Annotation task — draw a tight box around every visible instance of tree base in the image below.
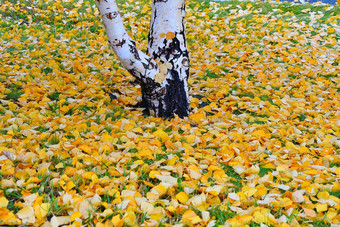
[141,78,189,118]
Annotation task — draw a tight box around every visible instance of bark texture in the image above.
[96,0,190,118]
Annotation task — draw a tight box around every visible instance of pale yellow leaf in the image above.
[50,216,70,227]
[0,197,8,208]
[154,73,166,84]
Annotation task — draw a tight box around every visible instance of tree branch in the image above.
[96,0,159,83]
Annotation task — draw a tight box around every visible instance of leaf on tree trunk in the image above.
[166,32,176,40]
[154,73,166,84]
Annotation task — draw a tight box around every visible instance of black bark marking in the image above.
[105,11,118,20]
[147,5,158,55]
[110,38,126,47]
[148,61,155,70]
[128,42,141,60]
[182,57,189,67]
[128,69,139,78]
[152,35,185,62]
[163,70,189,118]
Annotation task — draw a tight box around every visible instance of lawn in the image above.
[0,0,339,226]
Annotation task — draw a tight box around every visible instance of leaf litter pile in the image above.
[0,0,340,226]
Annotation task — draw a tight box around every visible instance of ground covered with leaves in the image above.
[0,0,339,226]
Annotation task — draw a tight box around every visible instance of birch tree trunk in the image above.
[96,0,190,118]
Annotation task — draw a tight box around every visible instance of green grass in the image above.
[35,126,49,133]
[6,84,24,101]
[200,70,222,81]
[209,204,237,225]
[3,189,22,213]
[259,165,274,177]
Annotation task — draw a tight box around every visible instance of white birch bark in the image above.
[96,0,190,118]
[147,0,190,118]
[95,0,159,83]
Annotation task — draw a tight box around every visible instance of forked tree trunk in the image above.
[96,0,190,118]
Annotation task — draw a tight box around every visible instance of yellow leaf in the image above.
[79,144,91,154]
[262,163,275,169]
[123,209,136,226]
[96,223,105,227]
[35,203,50,220]
[299,146,309,153]
[242,186,257,197]
[153,184,167,196]
[175,192,189,204]
[71,211,82,222]
[317,191,330,200]
[326,209,337,221]
[111,214,122,226]
[139,149,153,159]
[332,182,340,192]
[66,181,76,191]
[149,170,161,178]
[188,165,201,179]
[252,97,262,103]
[305,169,318,175]
[55,163,64,169]
[148,206,164,221]
[335,167,340,175]
[286,141,298,150]
[316,203,328,212]
[153,129,170,142]
[182,210,202,224]
[253,211,266,223]
[251,130,266,137]
[102,209,113,217]
[186,135,196,144]
[0,197,8,208]
[189,112,205,124]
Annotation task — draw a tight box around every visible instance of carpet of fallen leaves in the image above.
[0,0,340,226]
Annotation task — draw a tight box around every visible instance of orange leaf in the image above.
[166,32,176,40]
[0,208,21,225]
